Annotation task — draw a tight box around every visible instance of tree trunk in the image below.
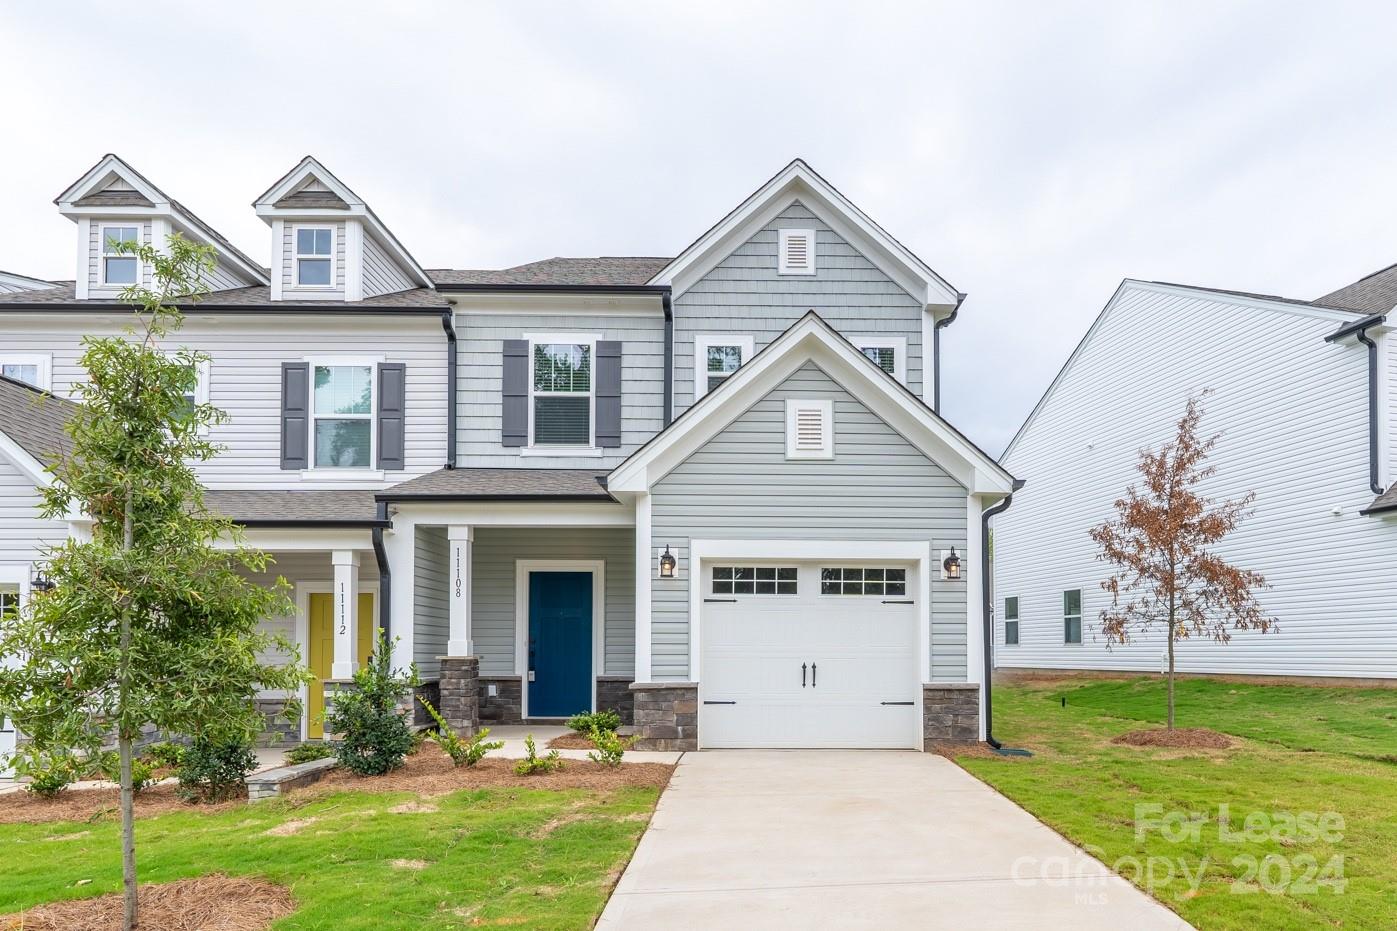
[1166,615,1176,732]
[121,493,137,931]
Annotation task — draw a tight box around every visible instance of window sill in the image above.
[299,468,385,481]
[518,446,604,458]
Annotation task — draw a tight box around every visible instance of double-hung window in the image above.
[854,336,907,383]
[531,341,592,446]
[694,335,754,399]
[1004,596,1019,645]
[0,353,51,391]
[100,225,140,286]
[312,362,374,468]
[295,227,334,287]
[1063,589,1082,644]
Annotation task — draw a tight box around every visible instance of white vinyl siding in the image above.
[362,234,415,297]
[996,282,1397,679]
[0,456,67,565]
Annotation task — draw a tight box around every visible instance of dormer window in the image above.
[100,225,140,286]
[294,227,334,287]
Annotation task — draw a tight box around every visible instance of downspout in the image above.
[932,292,966,413]
[441,309,458,469]
[982,483,1030,755]
[1356,327,1383,495]
[661,289,674,427]
[372,501,392,640]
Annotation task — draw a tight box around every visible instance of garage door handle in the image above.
[704,597,737,603]
[703,700,736,705]
[881,701,914,706]
[811,663,816,687]
[801,662,806,687]
[881,599,914,604]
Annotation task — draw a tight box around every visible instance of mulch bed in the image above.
[0,874,295,931]
[1112,727,1233,749]
[546,732,597,750]
[0,784,245,826]
[303,743,672,797]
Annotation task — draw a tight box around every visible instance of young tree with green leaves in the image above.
[0,233,308,931]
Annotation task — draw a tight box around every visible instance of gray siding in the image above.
[362,233,415,297]
[0,458,66,565]
[280,220,346,299]
[413,525,449,678]
[651,362,968,681]
[456,313,665,469]
[470,526,635,677]
[673,201,925,412]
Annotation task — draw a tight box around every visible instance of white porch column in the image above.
[634,492,653,682]
[447,525,474,655]
[331,550,360,679]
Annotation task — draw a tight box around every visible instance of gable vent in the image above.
[785,398,833,459]
[779,228,816,275]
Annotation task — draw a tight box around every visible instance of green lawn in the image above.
[958,678,1397,930]
[0,784,660,929]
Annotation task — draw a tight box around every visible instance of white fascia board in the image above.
[54,154,167,209]
[447,292,665,316]
[0,433,53,488]
[385,500,635,527]
[0,271,55,291]
[224,528,376,552]
[608,315,1013,494]
[649,159,958,306]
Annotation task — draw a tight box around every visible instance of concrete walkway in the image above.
[598,750,1192,930]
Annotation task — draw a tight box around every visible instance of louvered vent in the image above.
[779,228,816,275]
[785,399,833,458]
[794,407,824,449]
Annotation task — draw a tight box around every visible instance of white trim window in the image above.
[712,566,798,596]
[311,360,375,468]
[1004,596,1019,646]
[854,336,908,384]
[99,224,141,286]
[294,226,335,288]
[694,334,754,399]
[785,398,833,459]
[530,337,594,448]
[778,227,816,275]
[1064,589,1082,644]
[820,567,907,596]
[0,353,52,391]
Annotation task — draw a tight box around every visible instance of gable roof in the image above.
[648,159,960,309]
[608,311,1013,496]
[0,270,56,292]
[0,375,75,485]
[431,257,671,288]
[254,156,432,289]
[1317,261,1397,316]
[55,154,269,286]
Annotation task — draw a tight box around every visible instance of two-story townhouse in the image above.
[1,156,1016,758]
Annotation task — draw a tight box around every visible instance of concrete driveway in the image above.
[598,750,1191,930]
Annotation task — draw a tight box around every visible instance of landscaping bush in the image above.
[144,741,187,769]
[177,737,258,802]
[328,632,418,776]
[99,752,157,792]
[514,734,564,775]
[566,709,621,735]
[418,696,504,767]
[283,742,335,765]
[17,751,79,798]
[587,726,636,768]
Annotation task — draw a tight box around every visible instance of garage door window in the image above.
[712,566,797,595]
[820,567,906,596]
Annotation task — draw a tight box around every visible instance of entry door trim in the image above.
[514,559,605,720]
[295,579,381,741]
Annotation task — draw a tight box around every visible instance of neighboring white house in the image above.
[0,154,1014,754]
[994,277,1397,683]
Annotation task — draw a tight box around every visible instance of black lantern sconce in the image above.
[658,544,677,579]
[942,547,962,581]
[29,565,55,593]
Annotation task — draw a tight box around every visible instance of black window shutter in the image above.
[280,362,310,470]
[502,339,529,447]
[596,340,622,448]
[377,363,406,470]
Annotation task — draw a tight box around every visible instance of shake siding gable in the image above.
[673,201,925,413]
[996,284,1397,678]
[650,361,969,681]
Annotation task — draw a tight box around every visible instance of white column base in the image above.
[331,550,360,680]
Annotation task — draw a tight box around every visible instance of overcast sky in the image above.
[3,2,1395,453]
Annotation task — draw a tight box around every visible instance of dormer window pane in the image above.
[101,226,140,285]
[295,227,334,287]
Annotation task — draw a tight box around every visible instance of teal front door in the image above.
[527,571,593,718]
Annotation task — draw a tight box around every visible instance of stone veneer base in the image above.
[596,676,636,725]
[923,682,981,748]
[629,682,698,751]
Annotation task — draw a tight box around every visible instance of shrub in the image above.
[566,709,621,735]
[514,734,564,776]
[177,737,257,802]
[328,632,418,776]
[98,752,157,792]
[17,751,78,798]
[144,741,187,769]
[587,726,636,768]
[418,696,504,767]
[284,742,335,765]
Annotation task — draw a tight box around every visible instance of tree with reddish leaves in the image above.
[1089,393,1276,729]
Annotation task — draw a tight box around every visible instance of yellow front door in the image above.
[306,591,376,739]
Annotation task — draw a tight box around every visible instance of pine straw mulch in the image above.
[0,783,245,826]
[0,874,295,931]
[300,743,672,798]
[546,732,597,750]
[1112,727,1233,749]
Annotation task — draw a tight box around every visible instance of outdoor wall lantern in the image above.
[658,545,677,579]
[942,547,962,581]
[29,565,55,592]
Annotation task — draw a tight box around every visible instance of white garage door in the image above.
[699,561,920,749]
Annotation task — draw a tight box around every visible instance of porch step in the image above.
[246,757,337,802]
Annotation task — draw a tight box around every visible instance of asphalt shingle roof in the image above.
[380,467,613,500]
[0,375,75,465]
[0,281,448,309]
[203,490,384,525]
[429,257,670,287]
[1316,262,1397,316]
